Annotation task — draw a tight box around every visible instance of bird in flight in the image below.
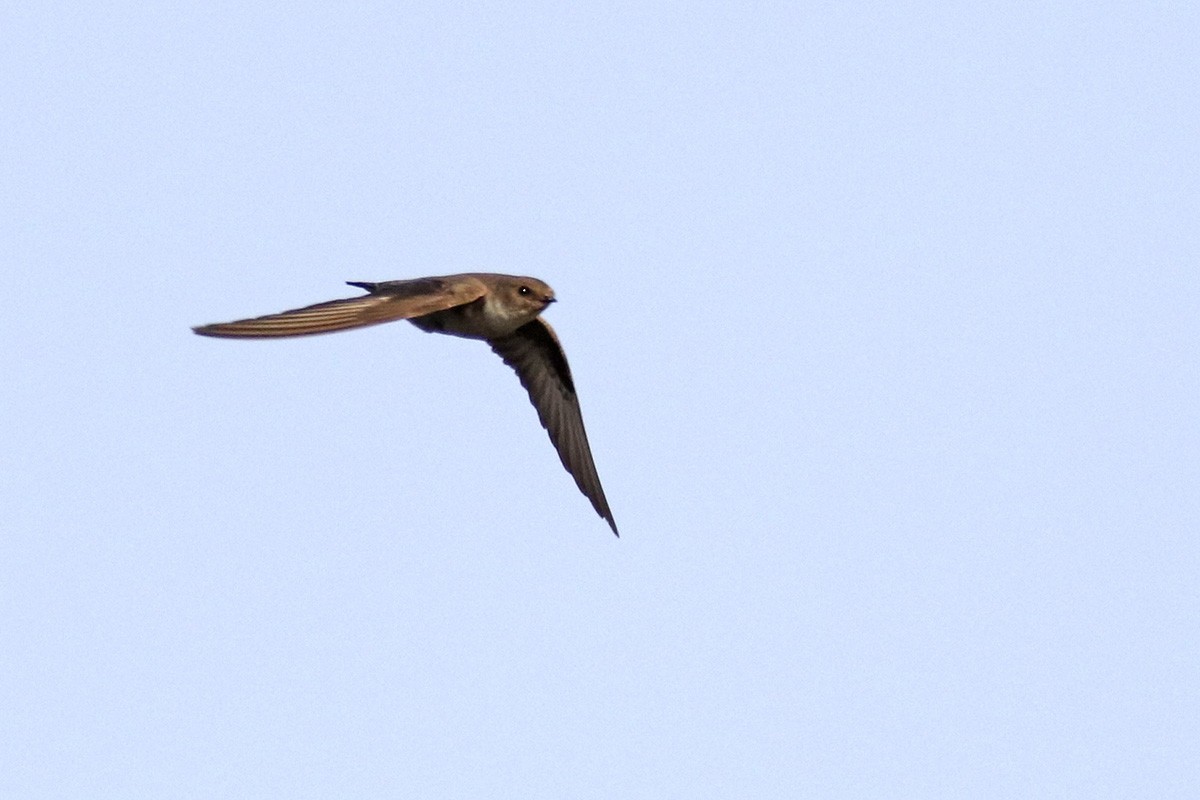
[193,274,618,536]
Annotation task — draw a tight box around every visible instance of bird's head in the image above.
[499,276,557,315]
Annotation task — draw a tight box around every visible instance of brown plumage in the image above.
[194,274,618,536]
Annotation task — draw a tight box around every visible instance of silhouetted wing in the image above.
[192,277,487,338]
[489,318,618,536]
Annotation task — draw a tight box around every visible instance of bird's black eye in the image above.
[518,286,531,295]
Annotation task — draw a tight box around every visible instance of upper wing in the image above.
[192,277,488,338]
[489,318,618,536]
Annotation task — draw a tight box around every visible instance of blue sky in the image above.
[2,2,1197,797]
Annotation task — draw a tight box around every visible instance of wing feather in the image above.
[489,319,618,536]
[192,277,487,338]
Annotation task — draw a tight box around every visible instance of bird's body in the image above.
[193,274,618,536]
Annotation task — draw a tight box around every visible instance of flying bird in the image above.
[193,274,618,536]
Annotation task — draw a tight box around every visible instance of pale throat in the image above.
[479,294,542,334]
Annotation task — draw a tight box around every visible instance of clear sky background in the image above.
[2,2,1197,797]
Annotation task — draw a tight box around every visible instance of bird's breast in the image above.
[408,297,533,340]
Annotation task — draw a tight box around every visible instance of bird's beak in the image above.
[544,296,557,304]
